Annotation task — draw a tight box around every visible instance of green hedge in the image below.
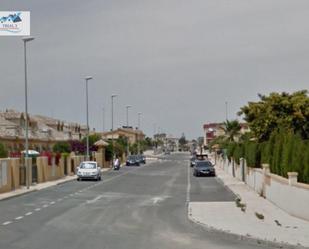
[0,143,8,158]
[225,130,309,184]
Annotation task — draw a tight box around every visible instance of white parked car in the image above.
[77,161,101,181]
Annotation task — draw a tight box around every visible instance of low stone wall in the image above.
[218,157,309,221]
[0,159,12,194]
[0,155,87,194]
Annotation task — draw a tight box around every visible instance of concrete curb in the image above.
[0,188,38,201]
[187,207,307,249]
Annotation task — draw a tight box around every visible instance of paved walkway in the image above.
[189,166,309,248]
[0,168,111,201]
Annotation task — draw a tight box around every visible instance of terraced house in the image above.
[0,109,87,155]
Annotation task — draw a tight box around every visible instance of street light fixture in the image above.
[125,105,132,155]
[22,36,35,190]
[126,105,132,127]
[102,107,105,132]
[111,94,117,161]
[85,76,93,160]
[137,112,142,154]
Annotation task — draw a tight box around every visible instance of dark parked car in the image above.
[136,154,146,164]
[193,160,215,177]
[126,155,140,166]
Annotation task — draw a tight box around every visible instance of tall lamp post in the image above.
[126,105,132,155]
[111,95,117,160]
[137,112,142,154]
[85,76,93,160]
[22,36,35,190]
[102,107,105,132]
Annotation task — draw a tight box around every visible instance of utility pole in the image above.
[225,101,228,121]
[111,95,117,161]
[137,112,142,154]
[126,105,132,155]
[102,107,105,132]
[22,36,35,189]
[85,76,93,160]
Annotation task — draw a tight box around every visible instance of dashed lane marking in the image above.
[25,212,33,216]
[2,221,12,226]
[15,216,23,220]
[35,208,41,212]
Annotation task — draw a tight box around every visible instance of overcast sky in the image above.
[1,1,309,139]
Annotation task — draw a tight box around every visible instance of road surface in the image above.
[0,153,281,249]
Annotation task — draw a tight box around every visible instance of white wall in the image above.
[218,157,309,221]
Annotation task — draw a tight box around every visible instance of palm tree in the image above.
[222,120,241,142]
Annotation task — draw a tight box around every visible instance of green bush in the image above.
[226,142,236,162]
[233,143,244,165]
[224,129,309,183]
[53,142,71,153]
[0,143,8,158]
[244,141,261,168]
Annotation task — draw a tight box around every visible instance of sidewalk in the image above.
[0,168,111,201]
[188,166,309,248]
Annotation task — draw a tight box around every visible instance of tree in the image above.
[53,141,71,153]
[238,90,309,141]
[82,134,101,148]
[222,120,241,142]
[179,133,187,146]
[0,143,8,158]
[70,140,86,154]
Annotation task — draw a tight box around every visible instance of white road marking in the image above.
[25,212,33,216]
[151,196,169,205]
[86,195,103,204]
[186,165,191,203]
[50,201,55,205]
[57,198,63,202]
[35,208,41,211]
[15,216,23,220]
[2,221,12,226]
[42,204,49,208]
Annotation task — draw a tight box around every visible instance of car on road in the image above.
[193,160,216,177]
[136,154,146,164]
[126,155,140,166]
[77,161,101,181]
[190,154,209,167]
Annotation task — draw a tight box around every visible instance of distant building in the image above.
[0,109,87,155]
[203,122,250,146]
[101,127,145,144]
[154,133,179,151]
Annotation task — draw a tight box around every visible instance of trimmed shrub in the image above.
[0,143,8,158]
[244,141,261,168]
[53,141,71,153]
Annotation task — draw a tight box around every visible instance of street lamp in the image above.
[137,112,142,154]
[126,105,132,127]
[126,105,132,155]
[85,76,93,160]
[22,36,35,190]
[102,107,105,132]
[111,94,117,160]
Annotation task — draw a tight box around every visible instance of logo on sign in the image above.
[0,12,30,36]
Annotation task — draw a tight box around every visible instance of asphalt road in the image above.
[0,153,281,249]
